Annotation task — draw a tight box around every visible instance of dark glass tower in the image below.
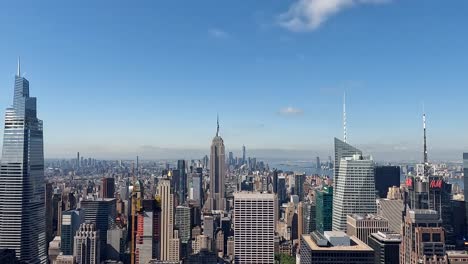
[375,166,400,198]
[0,61,47,263]
[177,160,187,204]
[464,152,468,237]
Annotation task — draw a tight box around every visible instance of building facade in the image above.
[315,186,333,233]
[368,231,401,264]
[0,62,47,263]
[208,118,226,211]
[346,214,389,245]
[74,223,100,264]
[61,209,85,255]
[234,192,275,264]
[332,154,376,231]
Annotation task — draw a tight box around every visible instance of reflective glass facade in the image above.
[0,72,46,263]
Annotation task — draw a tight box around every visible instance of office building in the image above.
[333,138,362,194]
[208,117,226,211]
[0,61,47,263]
[135,199,161,264]
[300,231,374,264]
[74,223,100,264]
[101,177,115,199]
[158,179,174,261]
[191,173,202,206]
[447,251,468,264]
[234,192,275,263]
[400,209,447,264]
[374,166,400,198]
[316,156,320,169]
[294,173,306,201]
[376,198,404,234]
[80,198,116,260]
[61,209,85,255]
[46,183,54,245]
[302,202,316,234]
[332,154,376,231]
[315,186,333,233]
[175,206,191,244]
[368,231,401,264]
[346,214,389,245]
[106,227,126,261]
[272,169,278,194]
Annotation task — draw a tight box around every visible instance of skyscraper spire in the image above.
[343,91,347,143]
[17,57,21,77]
[216,113,220,137]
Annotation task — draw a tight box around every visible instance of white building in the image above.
[74,223,100,264]
[332,154,377,231]
[234,192,275,264]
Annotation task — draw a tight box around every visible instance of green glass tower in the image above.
[315,186,333,233]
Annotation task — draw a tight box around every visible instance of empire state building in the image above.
[208,117,226,211]
[0,60,47,263]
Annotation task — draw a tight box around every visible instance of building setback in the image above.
[346,214,389,245]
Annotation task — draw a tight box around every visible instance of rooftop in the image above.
[303,232,373,252]
[234,192,275,199]
[371,231,401,242]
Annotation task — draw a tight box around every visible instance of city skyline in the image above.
[1,1,468,160]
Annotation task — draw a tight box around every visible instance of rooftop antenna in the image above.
[17,57,21,77]
[216,113,220,137]
[343,91,347,143]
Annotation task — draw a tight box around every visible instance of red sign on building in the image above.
[430,179,442,188]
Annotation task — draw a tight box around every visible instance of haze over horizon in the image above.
[1,1,467,161]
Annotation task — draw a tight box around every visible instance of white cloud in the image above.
[209,28,230,39]
[279,106,304,116]
[278,0,390,32]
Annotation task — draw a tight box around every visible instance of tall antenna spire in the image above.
[17,57,21,77]
[216,113,220,137]
[423,109,429,178]
[343,91,347,143]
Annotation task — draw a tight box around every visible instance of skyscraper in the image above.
[374,166,400,198]
[294,173,305,201]
[464,153,468,235]
[333,138,362,193]
[234,192,275,264]
[0,61,47,263]
[158,179,174,261]
[101,177,115,199]
[315,186,333,233]
[209,116,226,211]
[177,160,187,205]
[61,209,85,255]
[332,153,376,231]
[74,223,100,264]
[242,145,246,165]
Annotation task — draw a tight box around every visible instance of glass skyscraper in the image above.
[0,62,47,263]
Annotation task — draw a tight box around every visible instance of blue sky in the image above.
[0,0,467,160]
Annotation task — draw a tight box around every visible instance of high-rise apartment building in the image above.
[315,186,333,233]
[158,179,174,261]
[74,223,100,264]
[61,209,85,255]
[346,214,389,245]
[234,192,275,264]
[208,117,226,211]
[332,153,376,231]
[177,160,187,204]
[0,61,47,263]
